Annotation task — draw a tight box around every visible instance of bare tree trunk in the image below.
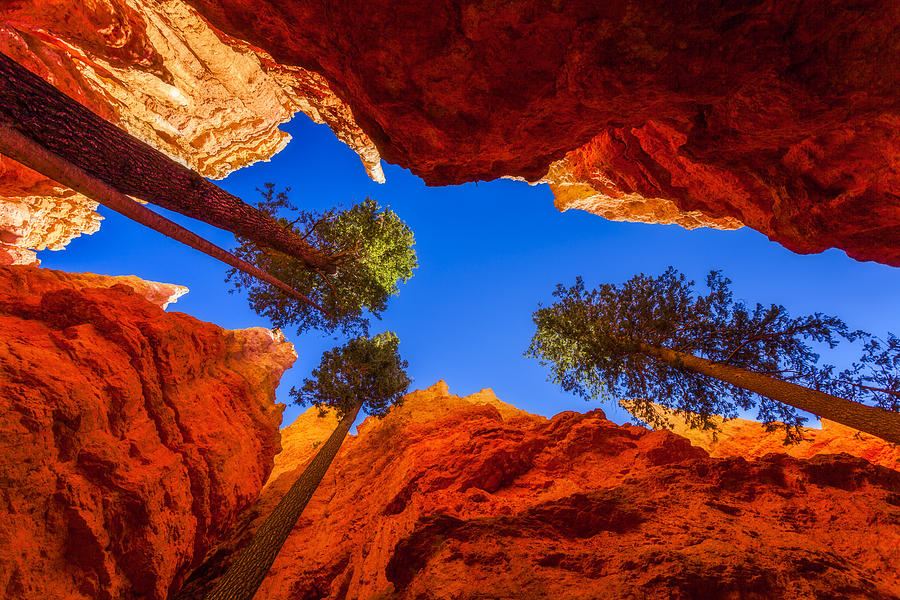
[0,51,335,273]
[639,342,900,444]
[0,123,328,316]
[200,402,362,600]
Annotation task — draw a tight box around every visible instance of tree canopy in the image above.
[527,267,897,441]
[293,332,411,419]
[227,184,417,335]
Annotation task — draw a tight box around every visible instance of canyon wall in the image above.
[4,0,899,265]
[0,0,382,265]
[183,0,900,265]
[178,381,900,600]
[1,268,897,600]
[0,266,293,600]
[624,401,900,470]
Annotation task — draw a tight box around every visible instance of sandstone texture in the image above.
[0,186,101,266]
[540,157,744,231]
[628,402,900,471]
[4,1,899,263]
[0,0,382,263]
[185,0,900,264]
[0,266,294,600]
[178,381,900,600]
[1,267,191,310]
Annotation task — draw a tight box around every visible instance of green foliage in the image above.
[527,267,872,441]
[292,332,411,419]
[227,184,417,335]
[827,333,900,411]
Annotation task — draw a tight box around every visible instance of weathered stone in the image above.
[0,266,292,600]
[186,0,900,264]
[624,401,900,471]
[179,381,900,600]
[5,0,900,263]
[0,0,382,262]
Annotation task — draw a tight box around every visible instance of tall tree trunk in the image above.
[0,51,335,273]
[202,402,362,600]
[0,123,328,316]
[638,342,900,444]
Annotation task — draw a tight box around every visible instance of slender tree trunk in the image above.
[638,342,900,444]
[0,123,328,316]
[202,402,362,600]
[0,51,335,273]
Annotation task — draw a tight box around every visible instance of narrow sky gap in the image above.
[40,115,900,428]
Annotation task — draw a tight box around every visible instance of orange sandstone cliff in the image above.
[177,382,900,600]
[623,401,900,470]
[3,1,900,265]
[0,266,293,599]
[183,0,900,265]
[1,272,897,600]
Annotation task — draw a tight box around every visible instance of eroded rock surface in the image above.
[0,0,382,263]
[0,266,293,600]
[178,381,900,600]
[4,1,899,263]
[184,0,900,264]
[627,402,900,471]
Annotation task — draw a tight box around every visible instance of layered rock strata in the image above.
[0,266,293,600]
[0,185,101,266]
[0,0,382,264]
[178,381,900,600]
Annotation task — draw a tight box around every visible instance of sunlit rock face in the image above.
[177,381,900,600]
[0,0,383,264]
[0,187,101,266]
[6,0,899,262]
[3,267,190,309]
[185,0,900,264]
[626,402,900,471]
[0,157,102,266]
[539,156,744,231]
[0,266,293,600]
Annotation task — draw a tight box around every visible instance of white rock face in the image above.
[0,192,102,266]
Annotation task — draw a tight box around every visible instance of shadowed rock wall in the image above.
[0,266,293,599]
[5,1,900,264]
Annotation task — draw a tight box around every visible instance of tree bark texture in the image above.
[639,342,900,445]
[0,51,335,273]
[0,123,327,315]
[203,402,363,600]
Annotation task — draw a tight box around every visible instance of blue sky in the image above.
[41,115,900,428]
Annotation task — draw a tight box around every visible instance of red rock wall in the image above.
[625,401,900,470]
[4,1,898,263]
[0,266,293,600]
[186,0,900,265]
[177,382,900,600]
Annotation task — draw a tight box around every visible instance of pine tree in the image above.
[200,333,410,600]
[0,50,332,271]
[527,268,900,444]
[226,185,417,335]
[829,334,900,411]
